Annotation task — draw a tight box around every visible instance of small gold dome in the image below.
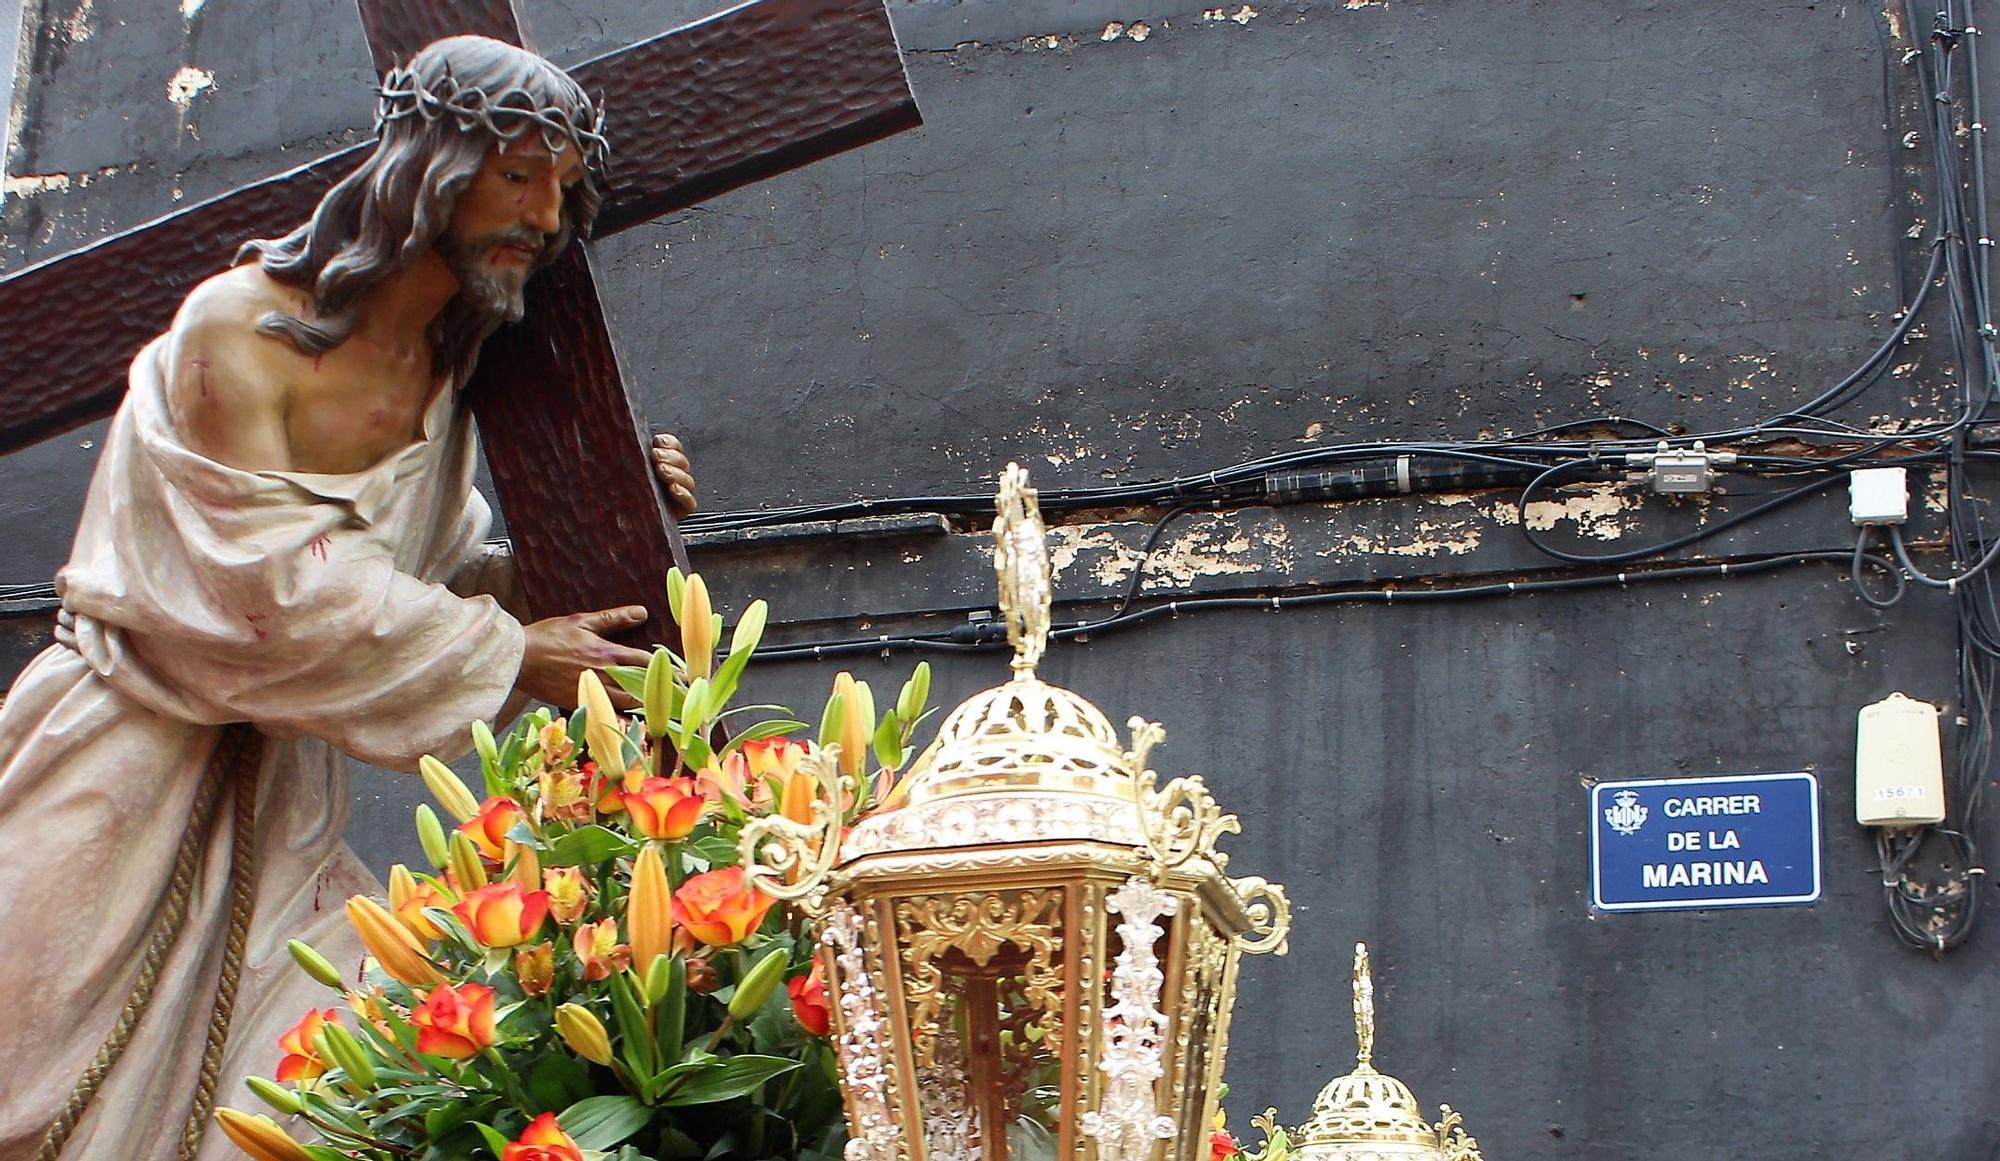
[898,673,1137,805]
[1296,1065,1445,1158]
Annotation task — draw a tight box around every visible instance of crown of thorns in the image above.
[377,65,609,168]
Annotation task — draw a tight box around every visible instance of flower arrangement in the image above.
[216,570,933,1161]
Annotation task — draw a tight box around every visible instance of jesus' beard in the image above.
[437,226,552,323]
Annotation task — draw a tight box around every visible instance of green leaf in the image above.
[558,1094,653,1151]
[473,1123,512,1157]
[655,956,686,1066]
[528,1051,593,1114]
[606,665,649,703]
[610,971,657,1077]
[730,599,769,656]
[548,825,639,867]
[707,648,752,717]
[425,1101,477,1142]
[660,1055,804,1106]
[817,693,844,750]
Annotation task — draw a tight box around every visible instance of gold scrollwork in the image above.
[1435,1105,1485,1160]
[737,744,845,916]
[1230,875,1292,957]
[1136,768,1243,875]
[894,889,1065,1066]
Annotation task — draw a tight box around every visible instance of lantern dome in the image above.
[1285,945,1485,1161]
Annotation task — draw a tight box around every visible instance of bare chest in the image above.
[283,357,442,475]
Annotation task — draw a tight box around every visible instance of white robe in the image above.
[0,335,526,1160]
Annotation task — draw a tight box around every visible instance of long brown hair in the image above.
[238,36,603,382]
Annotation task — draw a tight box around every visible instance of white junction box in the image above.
[1849,466,1910,526]
[1855,691,1946,826]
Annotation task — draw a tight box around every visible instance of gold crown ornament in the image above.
[1245,944,1484,1161]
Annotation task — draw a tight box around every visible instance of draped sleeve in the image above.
[54,337,525,771]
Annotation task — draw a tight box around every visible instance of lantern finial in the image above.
[1353,942,1375,1070]
[994,462,1051,678]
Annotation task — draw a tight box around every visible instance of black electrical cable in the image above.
[1516,466,1849,567]
[747,550,1896,662]
[1853,526,1910,608]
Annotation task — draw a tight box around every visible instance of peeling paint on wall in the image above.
[1519,488,1639,541]
[166,65,213,111]
[54,0,93,44]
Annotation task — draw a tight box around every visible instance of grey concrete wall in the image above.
[3,1,1996,1157]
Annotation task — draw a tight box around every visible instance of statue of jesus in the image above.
[0,36,695,1161]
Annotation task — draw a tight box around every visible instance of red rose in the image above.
[787,963,832,1037]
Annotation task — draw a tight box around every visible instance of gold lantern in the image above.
[1246,944,1483,1161]
[740,463,1291,1161]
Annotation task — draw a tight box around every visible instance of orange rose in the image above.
[410,981,495,1059]
[516,942,555,997]
[274,1008,336,1082]
[504,1111,584,1161]
[543,866,592,924]
[572,917,631,982]
[670,865,776,948]
[787,964,831,1037]
[458,796,525,862]
[452,881,550,949]
[621,777,706,840]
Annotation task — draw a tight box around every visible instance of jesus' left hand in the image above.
[651,432,697,517]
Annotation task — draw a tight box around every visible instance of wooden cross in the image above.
[0,0,918,648]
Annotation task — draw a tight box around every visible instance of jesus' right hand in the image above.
[516,606,655,708]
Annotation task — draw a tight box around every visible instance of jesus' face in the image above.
[438,139,587,321]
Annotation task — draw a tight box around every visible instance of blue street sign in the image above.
[1589,772,1822,912]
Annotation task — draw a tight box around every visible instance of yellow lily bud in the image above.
[214,1108,312,1161]
[728,946,790,1020]
[415,803,449,868]
[643,948,674,1005]
[506,840,542,888]
[343,896,442,987]
[555,1002,615,1065]
[832,672,874,778]
[629,844,673,976]
[243,1075,303,1116]
[418,755,480,822]
[471,718,500,774]
[578,670,627,778]
[681,573,714,679]
[321,1021,377,1089]
[642,647,675,740]
[286,939,344,989]
[448,831,489,892]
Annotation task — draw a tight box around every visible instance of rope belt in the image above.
[36,723,264,1161]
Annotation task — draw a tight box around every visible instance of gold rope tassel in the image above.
[36,725,263,1161]
[179,729,263,1160]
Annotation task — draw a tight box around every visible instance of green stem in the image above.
[702,1013,737,1054]
[481,1047,533,1110]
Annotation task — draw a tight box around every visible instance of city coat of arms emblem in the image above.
[1604,789,1648,836]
